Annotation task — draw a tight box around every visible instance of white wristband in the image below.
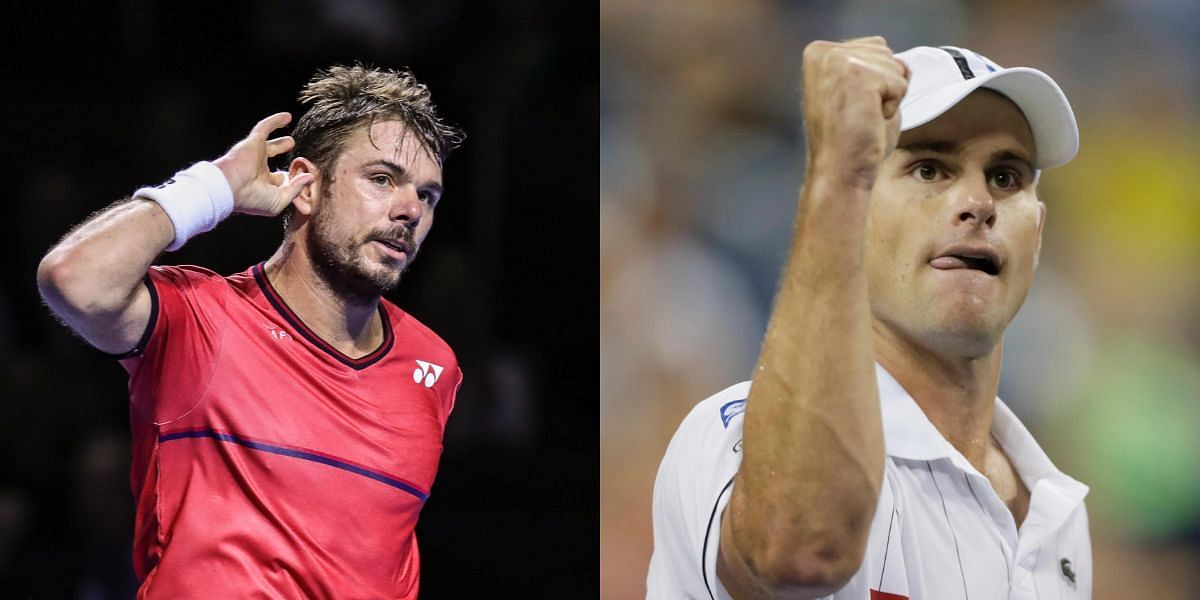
[134,161,234,251]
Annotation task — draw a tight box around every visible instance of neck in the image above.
[873,320,1003,467]
[264,239,382,356]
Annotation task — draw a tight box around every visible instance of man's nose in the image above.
[391,184,423,223]
[950,175,996,229]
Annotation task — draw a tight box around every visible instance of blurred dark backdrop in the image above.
[0,1,596,597]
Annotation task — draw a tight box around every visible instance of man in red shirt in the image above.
[37,65,464,598]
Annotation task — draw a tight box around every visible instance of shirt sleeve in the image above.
[440,362,464,429]
[119,265,227,424]
[647,382,750,600]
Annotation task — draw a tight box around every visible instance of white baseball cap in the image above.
[896,45,1079,169]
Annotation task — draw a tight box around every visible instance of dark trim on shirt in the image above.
[159,427,430,501]
[107,275,159,359]
[252,262,394,370]
[703,475,737,600]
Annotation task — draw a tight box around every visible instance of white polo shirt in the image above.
[647,365,1091,599]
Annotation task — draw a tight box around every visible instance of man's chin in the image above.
[357,263,404,295]
[314,259,403,300]
[922,318,1004,359]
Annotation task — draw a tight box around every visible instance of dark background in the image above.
[0,1,596,596]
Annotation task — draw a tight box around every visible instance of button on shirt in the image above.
[647,365,1091,599]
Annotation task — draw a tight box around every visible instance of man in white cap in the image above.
[646,37,1089,599]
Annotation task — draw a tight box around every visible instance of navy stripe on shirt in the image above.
[159,427,429,501]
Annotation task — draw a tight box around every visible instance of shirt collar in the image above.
[876,363,953,461]
[876,363,1088,499]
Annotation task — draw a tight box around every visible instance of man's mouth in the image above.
[374,238,412,257]
[929,246,1001,276]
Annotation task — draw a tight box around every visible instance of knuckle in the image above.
[805,39,832,53]
[835,53,866,76]
[821,47,847,69]
[803,40,832,61]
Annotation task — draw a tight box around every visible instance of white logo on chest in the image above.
[413,360,444,387]
[265,324,291,340]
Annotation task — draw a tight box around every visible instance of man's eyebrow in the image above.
[363,159,409,177]
[990,150,1034,171]
[896,140,960,155]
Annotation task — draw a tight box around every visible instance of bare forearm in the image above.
[729,174,884,571]
[715,36,908,599]
[37,113,312,355]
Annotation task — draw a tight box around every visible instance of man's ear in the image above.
[289,158,319,216]
[1033,200,1047,269]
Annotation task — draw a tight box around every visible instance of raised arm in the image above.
[36,112,314,355]
[716,38,909,599]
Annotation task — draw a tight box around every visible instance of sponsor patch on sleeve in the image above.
[718,399,746,428]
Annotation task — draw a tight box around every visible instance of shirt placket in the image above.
[945,451,1028,599]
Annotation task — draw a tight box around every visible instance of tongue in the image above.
[930,256,970,270]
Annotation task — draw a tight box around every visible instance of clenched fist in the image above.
[801,37,910,190]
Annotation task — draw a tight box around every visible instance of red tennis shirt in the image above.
[119,263,461,598]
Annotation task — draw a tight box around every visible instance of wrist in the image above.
[212,157,239,197]
[806,150,880,195]
[133,161,234,251]
[801,165,874,219]
[795,164,874,248]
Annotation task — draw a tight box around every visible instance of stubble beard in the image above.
[305,194,419,303]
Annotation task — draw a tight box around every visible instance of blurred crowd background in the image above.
[602,0,1200,598]
[0,1,595,597]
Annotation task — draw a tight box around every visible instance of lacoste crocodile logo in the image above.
[1060,558,1076,586]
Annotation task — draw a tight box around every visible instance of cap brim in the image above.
[899,67,1079,169]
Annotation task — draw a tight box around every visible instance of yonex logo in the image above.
[413,360,444,388]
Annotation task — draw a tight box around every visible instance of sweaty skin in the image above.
[716,38,1043,600]
[37,114,442,361]
[265,119,444,358]
[868,90,1039,529]
[37,113,313,356]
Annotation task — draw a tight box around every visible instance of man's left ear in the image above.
[1034,200,1047,269]
[289,157,319,216]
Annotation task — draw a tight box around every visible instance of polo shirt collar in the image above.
[876,364,952,462]
[875,363,1088,503]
